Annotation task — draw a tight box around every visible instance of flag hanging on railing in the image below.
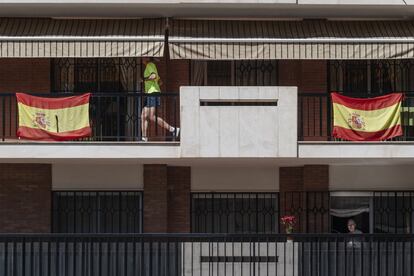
[16,93,91,141]
[331,92,403,141]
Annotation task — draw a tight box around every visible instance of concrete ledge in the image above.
[0,143,180,160]
[299,142,414,158]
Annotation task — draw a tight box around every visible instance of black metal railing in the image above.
[0,92,179,142]
[0,233,413,276]
[298,92,414,141]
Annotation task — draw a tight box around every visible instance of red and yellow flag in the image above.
[16,93,91,141]
[332,92,403,141]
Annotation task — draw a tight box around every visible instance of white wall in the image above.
[192,166,279,192]
[180,86,297,158]
[53,164,143,190]
[330,165,414,191]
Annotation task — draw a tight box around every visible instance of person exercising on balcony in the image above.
[141,57,179,142]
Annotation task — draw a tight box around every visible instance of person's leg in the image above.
[149,107,172,131]
[141,106,150,140]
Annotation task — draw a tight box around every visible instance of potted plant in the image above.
[281,215,296,241]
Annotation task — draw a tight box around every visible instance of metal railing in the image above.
[0,233,413,276]
[298,92,414,141]
[0,92,179,142]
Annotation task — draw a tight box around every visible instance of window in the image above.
[52,191,143,233]
[190,60,278,86]
[330,194,372,233]
[191,193,279,233]
[329,60,414,95]
[373,191,414,234]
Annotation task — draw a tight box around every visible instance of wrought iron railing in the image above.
[298,92,414,141]
[0,92,179,142]
[0,233,413,276]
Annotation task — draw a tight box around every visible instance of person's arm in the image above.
[144,72,157,81]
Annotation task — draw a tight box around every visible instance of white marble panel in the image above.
[199,106,220,157]
[219,86,238,100]
[219,107,239,157]
[238,86,260,100]
[239,106,261,157]
[199,86,219,100]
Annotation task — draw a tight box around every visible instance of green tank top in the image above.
[144,62,161,94]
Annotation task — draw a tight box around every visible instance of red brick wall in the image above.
[0,164,51,233]
[167,166,191,233]
[144,164,191,233]
[143,164,168,232]
[278,60,327,93]
[0,59,51,140]
[304,165,329,191]
[0,59,50,93]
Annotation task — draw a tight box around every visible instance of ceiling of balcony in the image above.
[0,3,414,19]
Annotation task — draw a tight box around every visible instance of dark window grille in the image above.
[374,191,414,234]
[191,193,279,233]
[329,60,414,95]
[52,191,143,233]
[51,58,146,141]
[233,60,278,86]
[206,61,232,86]
[281,191,330,233]
[192,60,278,86]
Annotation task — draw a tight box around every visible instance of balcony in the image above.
[299,92,414,142]
[0,92,179,142]
[0,233,412,276]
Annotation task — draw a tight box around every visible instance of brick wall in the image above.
[0,164,52,233]
[279,165,329,233]
[143,164,168,232]
[278,60,327,93]
[144,164,191,233]
[0,59,51,93]
[167,166,191,233]
[0,58,51,140]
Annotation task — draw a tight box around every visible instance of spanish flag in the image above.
[332,92,403,141]
[16,93,92,141]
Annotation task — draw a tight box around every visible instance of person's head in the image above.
[142,57,155,65]
[347,219,357,233]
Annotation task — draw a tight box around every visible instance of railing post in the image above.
[327,93,332,141]
[2,96,5,141]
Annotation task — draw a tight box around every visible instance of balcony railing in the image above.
[0,233,413,276]
[299,92,414,141]
[0,92,179,142]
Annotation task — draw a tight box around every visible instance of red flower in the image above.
[280,215,296,234]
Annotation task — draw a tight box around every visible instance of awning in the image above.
[0,18,165,58]
[169,20,414,60]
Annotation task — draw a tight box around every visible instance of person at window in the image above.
[141,57,179,141]
[347,219,363,248]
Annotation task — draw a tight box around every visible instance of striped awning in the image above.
[169,20,414,60]
[0,18,165,58]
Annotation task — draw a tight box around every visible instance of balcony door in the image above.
[51,58,143,140]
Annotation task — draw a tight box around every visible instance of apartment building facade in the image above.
[1,1,414,275]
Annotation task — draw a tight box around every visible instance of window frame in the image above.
[191,192,280,234]
[52,190,143,233]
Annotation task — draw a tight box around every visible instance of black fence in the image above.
[0,233,413,276]
[0,92,179,142]
[298,92,414,141]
